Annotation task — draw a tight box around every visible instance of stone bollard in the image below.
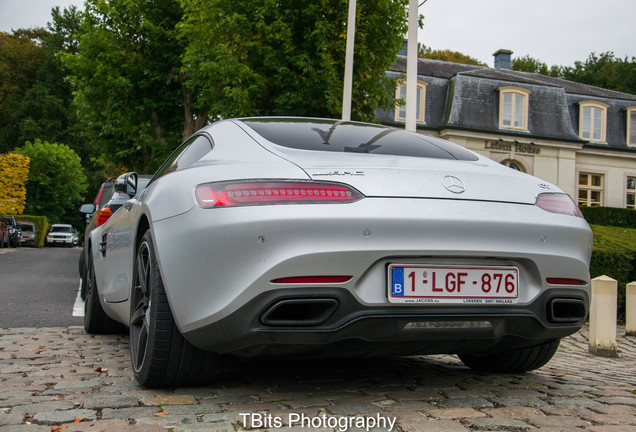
[626,282,636,336]
[589,275,618,357]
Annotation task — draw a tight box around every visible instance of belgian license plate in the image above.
[388,264,519,304]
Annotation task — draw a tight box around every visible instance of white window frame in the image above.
[394,80,428,123]
[626,106,636,147]
[578,101,609,143]
[578,172,604,207]
[498,86,531,131]
[627,175,636,209]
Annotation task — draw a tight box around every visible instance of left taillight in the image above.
[96,207,113,226]
[195,181,363,208]
[535,193,583,218]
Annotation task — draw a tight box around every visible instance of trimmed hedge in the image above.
[589,225,636,321]
[11,214,49,248]
[581,206,636,228]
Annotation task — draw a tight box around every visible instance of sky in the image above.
[0,0,634,68]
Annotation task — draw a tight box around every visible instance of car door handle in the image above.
[123,201,133,211]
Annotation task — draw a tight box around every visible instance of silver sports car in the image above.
[84,117,592,388]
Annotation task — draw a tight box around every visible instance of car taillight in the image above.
[96,208,113,226]
[195,181,363,208]
[535,193,583,217]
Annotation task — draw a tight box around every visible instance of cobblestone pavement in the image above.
[1,325,636,432]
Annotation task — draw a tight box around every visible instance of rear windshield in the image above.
[242,118,478,161]
[19,224,33,232]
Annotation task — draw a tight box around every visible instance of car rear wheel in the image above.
[130,230,220,388]
[458,339,561,373]
[84,248,127,334]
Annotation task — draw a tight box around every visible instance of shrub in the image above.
[589,225,636,321]
[581,206,636,228]
[10,214,49,248]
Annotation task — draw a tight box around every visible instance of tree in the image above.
[562,52,636,95]
[0,154,30,215]
[12,139,87,224]
[511,55,561,77]
[64,0,207,172]
[418,44,486,66]
[179,0,409,123]
[0,32,46,153]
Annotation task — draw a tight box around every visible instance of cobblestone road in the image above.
[1,325,636,432]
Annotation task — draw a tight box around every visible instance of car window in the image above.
[19,224,33,232]
[242,118,478,161]
[51,226,72,233]
[151,134,213,183]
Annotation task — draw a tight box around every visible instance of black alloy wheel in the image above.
[130,229,219,388]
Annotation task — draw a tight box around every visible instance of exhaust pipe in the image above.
[261,298,338,326]
[547,298,587,323]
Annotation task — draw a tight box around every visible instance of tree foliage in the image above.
[179,0,408,123]
[12,139,87,224]
[418,44,486,66]
[0,153,30,215]
[562,52,636,95]
[512,52,636,95]
[63,0,193,172]
[0,32,46,153]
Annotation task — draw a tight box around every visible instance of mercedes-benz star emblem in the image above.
[442,175,466,194]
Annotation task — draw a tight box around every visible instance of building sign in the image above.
[485,139,541,155]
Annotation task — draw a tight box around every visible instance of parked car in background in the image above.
[1,216,22,248]
[78,173,152,300]
[0,215,9,248]
[82,117,592,388]
[18,221,37,247]
[46,224,78,247]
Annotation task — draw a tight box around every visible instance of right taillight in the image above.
[535,193,583,217]
[96,207,113,226]
[195,180,363,208]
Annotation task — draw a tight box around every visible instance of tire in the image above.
[458,339,561,373]
[130,230,220,388]
[84,248,127,334]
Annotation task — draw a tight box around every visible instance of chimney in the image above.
[493,49,513,69]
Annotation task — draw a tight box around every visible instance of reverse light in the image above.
[195,181,363,208]
[96,207,113,226]
[535,193,583,217]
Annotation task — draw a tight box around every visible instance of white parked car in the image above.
[46,224,78,247]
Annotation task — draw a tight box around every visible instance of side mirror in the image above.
[114,172,138,197]
[79,203,96,214]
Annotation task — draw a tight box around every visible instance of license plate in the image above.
[388,264,519,304]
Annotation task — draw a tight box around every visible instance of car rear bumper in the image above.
[183,286,588,356]
[151,197,593,347]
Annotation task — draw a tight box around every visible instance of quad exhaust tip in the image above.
[261,298,338,326]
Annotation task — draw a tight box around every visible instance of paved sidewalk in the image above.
[1,325,636,431]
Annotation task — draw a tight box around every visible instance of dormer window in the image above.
[395,80,427,123]
[627,106,636,147]
[578,101,608,143]
[498,86,530,131]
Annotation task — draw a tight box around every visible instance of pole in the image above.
[405,0,418,131]
[342,0,356,121]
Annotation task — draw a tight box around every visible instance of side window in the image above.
[151,135,213,183]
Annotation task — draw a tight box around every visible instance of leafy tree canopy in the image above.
[12,139,87,224]
[512,52,636,95]
[64,0,410,172]
[418,44,486,66]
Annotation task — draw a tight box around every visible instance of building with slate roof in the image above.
[377,50,636,209]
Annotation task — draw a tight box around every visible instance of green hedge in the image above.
[589,225,636,321]
[581,206,636,228]
[11,214,50,248]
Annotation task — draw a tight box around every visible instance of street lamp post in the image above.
[405,0,419,132]
[342,0,357,121]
